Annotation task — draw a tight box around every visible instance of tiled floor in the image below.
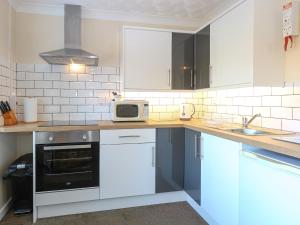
[1,202,208,225]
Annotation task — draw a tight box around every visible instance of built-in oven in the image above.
[35,131,99,192]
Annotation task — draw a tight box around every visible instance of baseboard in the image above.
[37,191,186,219]
[0,197,12,221]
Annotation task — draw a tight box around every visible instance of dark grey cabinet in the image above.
[184,129,201,205]
[172,33,195,90]
[194,25,210,89]
[156,128,185,193]
[172,26,210,90]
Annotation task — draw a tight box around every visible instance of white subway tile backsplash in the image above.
[44,105,60,113]
[61,105,77,113]
[53,81,69,89]
[44,89,60,97]
[35,81,53,88]
[78,105,93,113]
[17,64,34,72]
[61,89,78,97]
[70,113,85,121]
[271,107,293,119]
[293,108,300,120]
[271,86,293,96]
[282,95,300,107]
[44,72,61,81]
[17,81,34,88]
[282,119,300,132]
[78,90,93,97]
[262,96,281,107]
[262,117,282,130]
[26,89,43,97]
[53,97,69,105]
[35,64,51,73]
[78,74,93,81]
[26,72,43,80]
[70,82,86,89]
[53,113,69,121]
[13,64,300,131]
[52,65,69,73]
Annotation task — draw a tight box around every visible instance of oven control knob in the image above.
[48,136,54,142]
[82,135,87,140]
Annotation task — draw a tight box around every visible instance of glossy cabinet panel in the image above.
[156,128,185,193]
[172,33,195,90]
[184,129,201,205]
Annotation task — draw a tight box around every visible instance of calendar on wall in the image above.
[283,1,300,51]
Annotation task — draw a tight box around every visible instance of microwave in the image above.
[111,100,149,122]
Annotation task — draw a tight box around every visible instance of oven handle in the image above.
[43,144,92,151]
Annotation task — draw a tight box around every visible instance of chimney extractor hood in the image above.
[39,5,99,66]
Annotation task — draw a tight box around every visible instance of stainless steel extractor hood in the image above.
[39,5,99,66]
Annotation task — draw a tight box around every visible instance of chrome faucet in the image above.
[242,114,261,128]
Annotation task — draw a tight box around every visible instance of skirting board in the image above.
[0,197,12,221]
[37,191,187,219]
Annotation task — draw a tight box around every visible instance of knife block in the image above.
[3,111,18,126]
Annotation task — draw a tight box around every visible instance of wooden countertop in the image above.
[0,119,299,159]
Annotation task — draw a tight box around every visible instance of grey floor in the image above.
[0,202,208,225]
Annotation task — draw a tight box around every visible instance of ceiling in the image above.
[9,0,242,28]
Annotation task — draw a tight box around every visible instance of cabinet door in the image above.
[195,25,210,89]
[124,28,172,90]
[210,0,253,88]
[240,151,300,225]
[172,33,194,90]
[184,129,201,205]
[201,133,240,225]
[156,128,185,193]
[100,143,155,199]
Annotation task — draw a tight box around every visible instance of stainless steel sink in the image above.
[226,128,274,136]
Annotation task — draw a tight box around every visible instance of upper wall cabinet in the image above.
[172,33,195,90]
[210,0,284,88]
[124,28,172,90]
[195,26,210,89]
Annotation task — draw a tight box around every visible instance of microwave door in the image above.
[116,104,139,118]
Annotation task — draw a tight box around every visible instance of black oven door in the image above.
[36,142,99,192]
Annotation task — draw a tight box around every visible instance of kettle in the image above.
[180,103,195,121]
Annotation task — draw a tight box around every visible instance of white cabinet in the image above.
[123,27,172,90]
[210,0,284,88]
[100,129,156,199]
[201,133,240,225]
[240,149,300,225]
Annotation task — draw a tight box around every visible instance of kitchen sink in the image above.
[226,128,274,136]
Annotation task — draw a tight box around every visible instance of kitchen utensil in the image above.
[180,103,195,121]
[0,101,17,126]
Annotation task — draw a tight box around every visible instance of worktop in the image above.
[0,119,299,159]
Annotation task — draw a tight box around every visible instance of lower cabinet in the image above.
[201,133,240,225]
[100,129,156,199]
[184,129,201,205]
[240,148,300,225]
[156,128,185,193]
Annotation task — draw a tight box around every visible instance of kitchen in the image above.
[1,0,300,224]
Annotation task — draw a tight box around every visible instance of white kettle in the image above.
[180,103,195,121]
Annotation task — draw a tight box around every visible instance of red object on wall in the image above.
[284,35,293,51]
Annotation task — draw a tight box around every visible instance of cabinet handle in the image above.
[152,146,156,167]
[242,150,300,176]
[199,136,203,160]
[190,69,193,89]
[194,135,198,159]
[209,65,212,85]
[118,135,141,138]
[168,69,171,87]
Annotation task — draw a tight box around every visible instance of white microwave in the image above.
[111,100,149,122]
